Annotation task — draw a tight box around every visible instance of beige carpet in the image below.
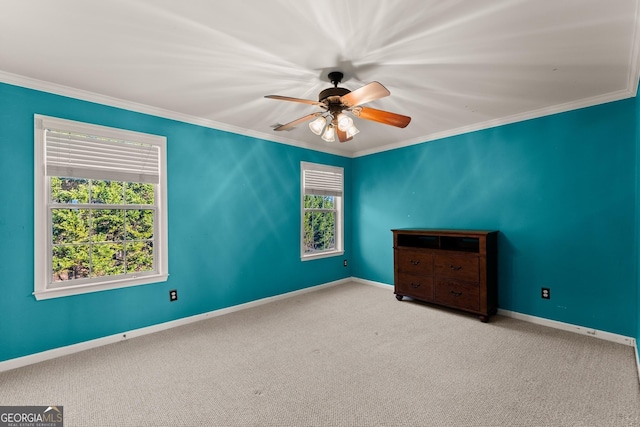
[0,282,638,426]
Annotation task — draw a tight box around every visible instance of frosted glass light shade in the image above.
[309,116,327,135]
[346,124,359,138]
[321,125,335,142]
[337,114,353,131]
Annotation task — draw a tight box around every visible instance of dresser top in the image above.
[391,228,498,236]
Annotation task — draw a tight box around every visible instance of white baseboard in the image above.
[498,309,639,391]
[352,278,636,347]
[0,278,351,373]
[636,343,640,386]
[3,276,638,386]
[353,278,640,384]
[351,277,394,290]
[497,309,636,347]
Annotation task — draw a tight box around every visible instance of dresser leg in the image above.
[479,315,489,323]
[395,294,404,301]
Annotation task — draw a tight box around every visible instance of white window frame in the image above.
[300,161,344,261]
[34,115,168,300]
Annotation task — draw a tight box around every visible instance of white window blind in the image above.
[45,128,160,184]
[303,165,343,197]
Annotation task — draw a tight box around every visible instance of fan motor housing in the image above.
[319,87,350,102]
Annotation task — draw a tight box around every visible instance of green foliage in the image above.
[303,195,336,253]
[50,177,155,282]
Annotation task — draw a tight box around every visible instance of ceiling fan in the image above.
[265,71,411,143]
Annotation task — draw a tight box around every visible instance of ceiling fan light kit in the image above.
[312,113,358,142]
[265,71,411,143]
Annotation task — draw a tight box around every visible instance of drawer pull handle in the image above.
[410,282,421,288]
[409,259,420,265]
[450,290,463,297]
[449,264,462,271]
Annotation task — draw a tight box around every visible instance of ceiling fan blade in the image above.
[273,113,320,131]
[336,127,352,143]
[265,95,323,106]
[340,81,390,107]
[354,107,411,128]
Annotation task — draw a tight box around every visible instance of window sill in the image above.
[34,273,169,300]
[301,250,344,262]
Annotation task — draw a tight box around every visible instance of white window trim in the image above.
[300,161,344,261]
[34,115,169,300]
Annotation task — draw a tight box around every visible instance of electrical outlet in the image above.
[541,288,550,299]
[169,289,178,302]
[343,259,348,267]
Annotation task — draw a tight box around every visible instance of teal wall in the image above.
[353,99,638,337]
[1,80,638,364]
[0,83,352,362]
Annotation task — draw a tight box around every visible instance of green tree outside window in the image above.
[50,177,155,282]
[303,194,336,253]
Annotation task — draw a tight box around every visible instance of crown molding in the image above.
[353,1,640,158]
[352,88,636,158]
[0,70,353,158]
[2,68,638,160]
[627,0,640,97]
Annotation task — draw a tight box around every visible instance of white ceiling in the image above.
[1,0,639,157]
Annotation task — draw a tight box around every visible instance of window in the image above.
[301,162,343,260]
[34,115,168,300]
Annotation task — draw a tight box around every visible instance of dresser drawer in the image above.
[434,279,480,312]
[395,249,433,276]
[434,254,479,282]
[396,273,434,301]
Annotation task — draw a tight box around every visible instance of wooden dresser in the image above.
[392,229,498,322]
